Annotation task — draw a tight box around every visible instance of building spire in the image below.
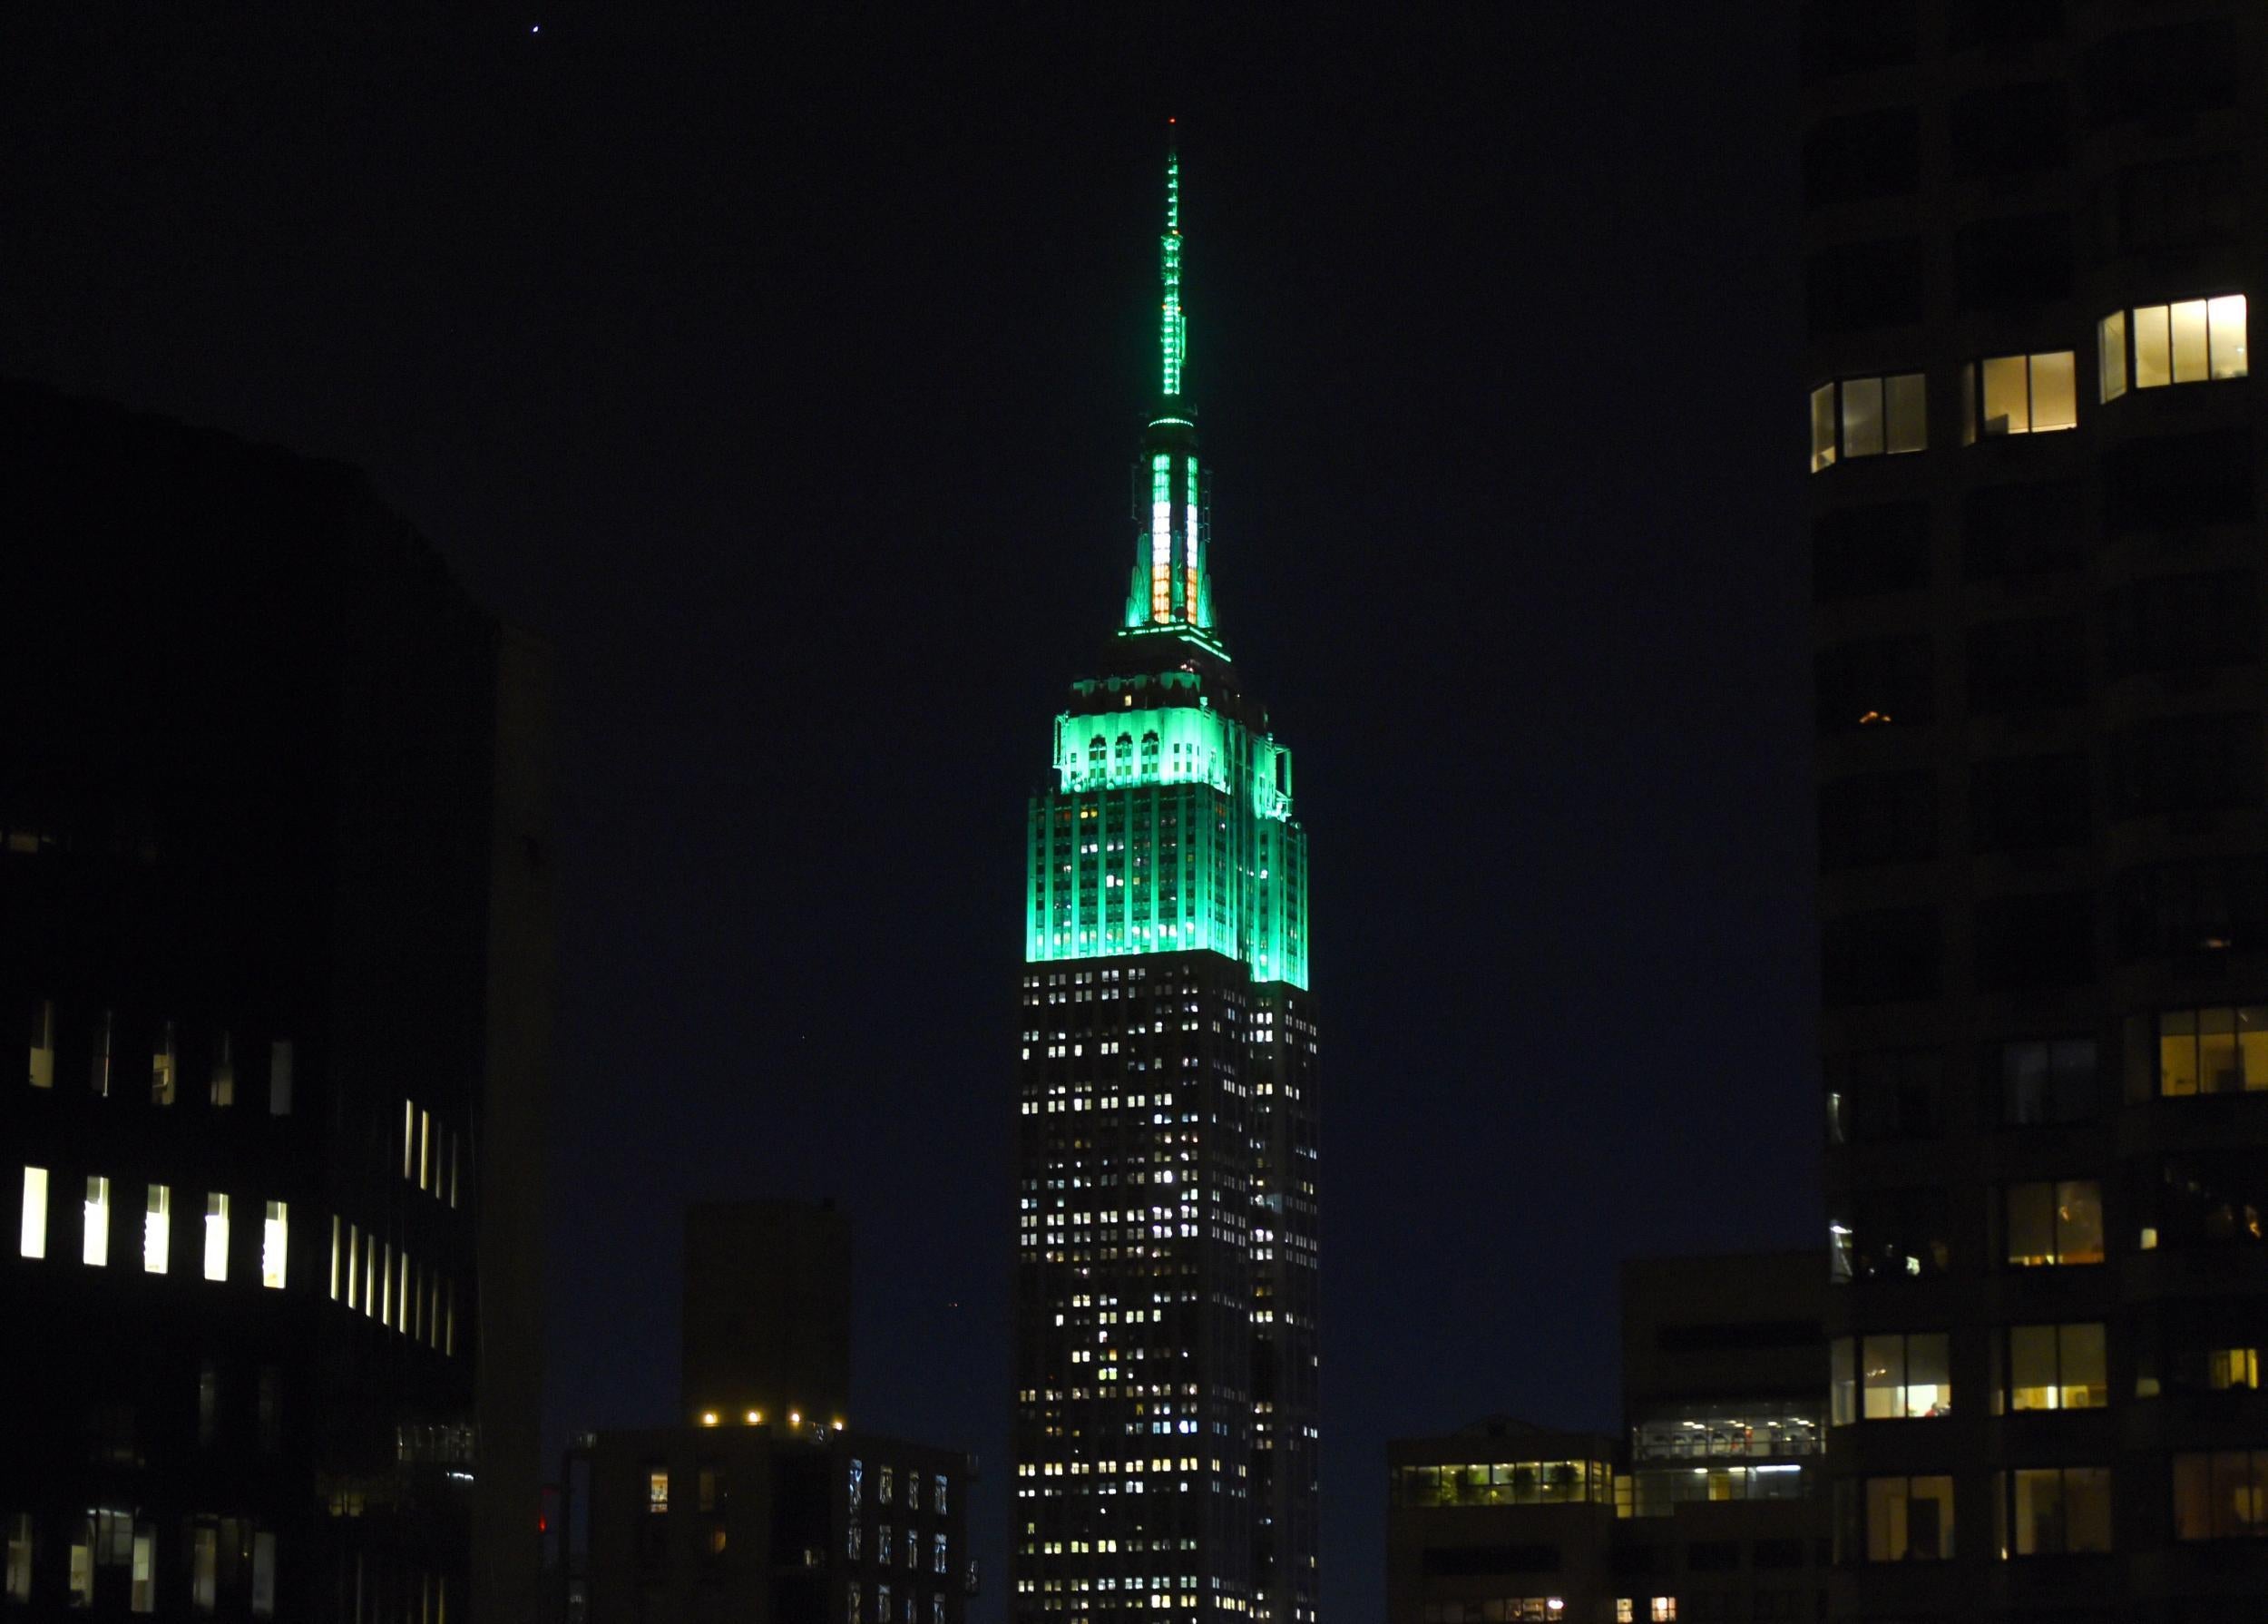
[1122,121,1217,645]
[1160,119,1186,401]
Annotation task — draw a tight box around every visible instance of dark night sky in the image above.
[0,5,1815,1616]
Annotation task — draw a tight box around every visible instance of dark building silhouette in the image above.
[1385,1253,1827,1624]
[560,1198,974,1624]
[1804,3,2268,1617]
[682,1200,853,1433]
[0,380,552,1618]
[1011,136,1320,1624]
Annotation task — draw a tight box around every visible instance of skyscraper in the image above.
[1804,3,2268,1617]
[0,380,550,1619]
[1012,135,1321,1624]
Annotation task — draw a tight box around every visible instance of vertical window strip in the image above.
[19,1166,48,1258]
[203,1194,230,1282]
[83,1176,110,1267]
[261,1201,288,1290]
[145,1185,171,1275]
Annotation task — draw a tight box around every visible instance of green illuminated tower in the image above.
[1013,132,1321,1624]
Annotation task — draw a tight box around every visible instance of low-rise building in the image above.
[1388,1252,1828,1624]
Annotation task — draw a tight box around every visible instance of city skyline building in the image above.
[1804,4,2268,1619]
[557,1198,975,1624]
[0,380,552,1619]
[1384,1251,1828,1624]
[1012,133,1321,1624]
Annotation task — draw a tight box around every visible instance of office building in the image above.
[569,1425,971,1624]
[0,380,552,1618]
[1385,1251,1826,1624]
[1011,135,1321,1624]
[560,1198,974,1624]
[1804,3,2268,1617]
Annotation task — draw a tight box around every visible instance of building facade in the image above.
[1385,1253,1827,1624]
[1803,3,2268,1617]
[568,1425,973,1624]
[0,381,552,1619]
[561,1198,974,1624]
[1011,139,1321,1624]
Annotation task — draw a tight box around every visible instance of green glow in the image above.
[1025,680,1307,990]
[1128,445,1210,632]
[1161,143,1185,398]
[1041,129,1304,987]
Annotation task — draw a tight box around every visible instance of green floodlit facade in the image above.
[1031,141,1305,991]
[1025,676,1308,990]
[1012,133,1321,1624]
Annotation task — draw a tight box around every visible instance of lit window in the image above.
[2100,310,2127,400]
[1833,1331,1951,1419]
[131,1521,155,1612]
[2000,1467,2112,1556]
[2006,1323,2106,1411]
[262,1201,288,1289]
[403,1101,416,1180]
[145,1186,171,1275]
[1962,352,2077,439]
[83,1176,110,1267]
[67,1522,92,1608]
[1651,1601,1677,1623]
[328,1216,340,1300]
[2100,296,2247,398]
[849,1580,863,1624]
[648,1470,670,1512]
[210,1032,234,1107]
[878,1583,894,1623]
[2173,1451,2268,1540]
[19,1166,47,1259]
[934,1474,948,1514]
[2005,1181,2104,1266]
[1864,1474,1955,1560]
[269,1040,293,1116]
[1811,373,1927,471]
[152,1022,177,1105]
[5,1513,27,1600]
[204,1194,230,1282]
[29,999,54,1089]
[2153,1006,2268,1096]
[2209,1347,2260,1391]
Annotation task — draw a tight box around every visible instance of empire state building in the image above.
[1012,134,1321,1624]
